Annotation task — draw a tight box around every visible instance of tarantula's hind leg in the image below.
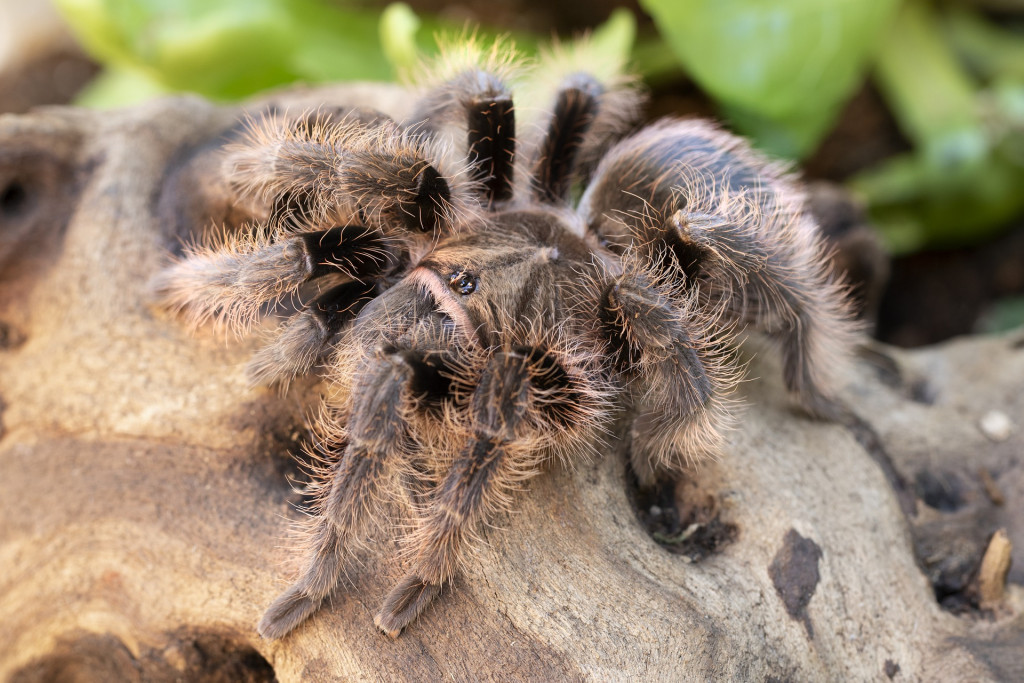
[375,346,604,637]
[763,247,860,421]
[258,347,451,640]
[653,207,855,420]
[525,52,644,205]
[598,271,738,485]
[582,119,858,420]
[668,208,858,421]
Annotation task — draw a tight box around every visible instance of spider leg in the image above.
[663,208,853,419]
[159,106,478,380]
[227,113,473,236]
[411,68,516,206]
[669,208,856,419]
[465,91,515,206]
[258,346,453,640]
[756,237,858,420]
[525,51,644,205]
[642,203,852,420]
[266,107,393,232]
[246,279,377,386]
[154,223,394,334]
[582,119,856,419]
[374,345,594,637]
[598,270,737,484]
[530,73,603,204]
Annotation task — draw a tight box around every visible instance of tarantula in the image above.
[156,42,856,639]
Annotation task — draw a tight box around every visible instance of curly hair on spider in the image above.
[155,39,857,639]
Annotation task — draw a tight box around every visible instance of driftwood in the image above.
[0,88,1022,681]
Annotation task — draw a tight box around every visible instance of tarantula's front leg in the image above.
[599,271,737,484]
[246,279,378,386]
[156,223,398,384]
[258,346,452,640]
[527,70,643,206]
[374,346,589,637]
[229,113,474,236]
[411,67,516,207]
[157,224,392,330]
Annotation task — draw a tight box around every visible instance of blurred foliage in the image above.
[976,296,1024,333]
[53,0,1024,255]
[640,0,901,159]
[851,1,1024,254]
[56,0,421,101]
[54,0,643,103]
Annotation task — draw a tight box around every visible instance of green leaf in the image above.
[73,67,172,108]
[720,104,837,163]
[976,297,1024,335]
[639,0,900,158]
[630,33,684,85]
[854,1,1024,253]
[555,8,636,84]
[945,6,1024,83]
[55,0,396,105]
[589,8,636,69]
[851,149,1024,254]
[874,1,986,170]
[380,3,422,76]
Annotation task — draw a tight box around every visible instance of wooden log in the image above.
[0,89,1021,681]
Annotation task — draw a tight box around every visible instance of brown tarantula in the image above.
[156,42,857,639]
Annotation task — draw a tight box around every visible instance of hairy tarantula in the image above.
[156,42,857,639]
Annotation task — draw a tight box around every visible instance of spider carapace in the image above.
[156,41,856,639]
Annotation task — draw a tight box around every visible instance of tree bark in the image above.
[0,89,1021,682]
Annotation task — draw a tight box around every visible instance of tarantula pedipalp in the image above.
[155,45,857,639]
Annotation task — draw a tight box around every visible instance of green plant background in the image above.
[53,0,1024,267]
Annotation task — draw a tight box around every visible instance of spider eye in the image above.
[448,270,478,295]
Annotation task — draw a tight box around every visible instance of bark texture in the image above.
[0,88,1021,682]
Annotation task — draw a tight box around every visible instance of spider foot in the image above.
[374,575,442,638]
[258,584,322,640]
